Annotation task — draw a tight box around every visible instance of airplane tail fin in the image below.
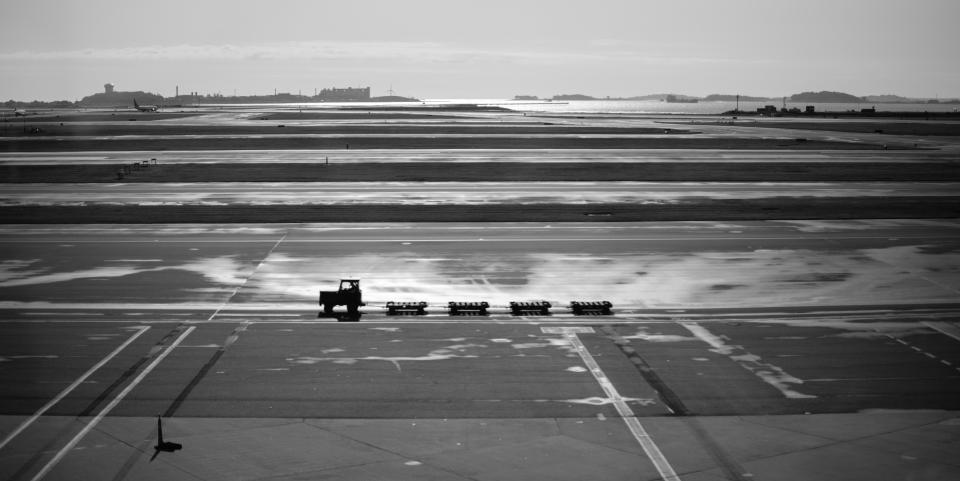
[134,99,140,108]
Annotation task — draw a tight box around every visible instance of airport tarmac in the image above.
[2,148,955,165]
[4,182,959,207]
[2,221,960,312]
[1,222,960,480]
[2,107,959,480]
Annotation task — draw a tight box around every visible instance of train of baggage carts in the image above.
[319,279,612,318]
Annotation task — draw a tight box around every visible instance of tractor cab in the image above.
[319,279,365,315]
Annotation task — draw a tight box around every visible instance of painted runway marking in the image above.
[22,312,103,316]
[545,326,680,481]
[681,321,816,399]
[207,233,287,321]
[924,321,960,343]
[0,326,151,452]
[215,313,303,317]
[541,326,595,334]
[883,331,959,373]
[29,326,195,481]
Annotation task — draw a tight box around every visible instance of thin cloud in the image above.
[0,40,740,66]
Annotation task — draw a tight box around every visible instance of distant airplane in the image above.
[13,109,27,117]
[133,98,159,112]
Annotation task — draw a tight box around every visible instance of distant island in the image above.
[625,94,668,101]
[506,90,960,105]
[2,84,419,109]
[369,96,419,102]
[5,85,959,109]
[79,85,164,108]
[789,91,863,103]
[551,94,597,101]
[862,94,913,103]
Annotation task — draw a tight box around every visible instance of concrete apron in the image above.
[2,411,958,481]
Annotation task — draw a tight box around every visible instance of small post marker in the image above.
[151,415,183,461]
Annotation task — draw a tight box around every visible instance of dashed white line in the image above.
[884,332,957,371]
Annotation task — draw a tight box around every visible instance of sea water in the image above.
[457,99,960,115]
[202,99,960,115]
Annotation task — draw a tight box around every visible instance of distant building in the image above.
[317,87,371,101]
[79,84,163,108]
[757,105,778,115]
[805,105,815,113]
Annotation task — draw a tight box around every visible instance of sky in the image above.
[2,0,959,101]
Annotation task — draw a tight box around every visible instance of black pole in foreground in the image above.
[151,415,183,461]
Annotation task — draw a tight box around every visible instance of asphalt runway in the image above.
[3,221,960,312]
[2,148,956,166]
[2,221,960,480]
[4,182,959,206]
[3,107,960,480]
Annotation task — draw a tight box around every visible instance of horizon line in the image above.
[5,90,960,104]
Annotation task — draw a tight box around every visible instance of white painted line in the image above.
[23,312,103,316]
[923,321,960,343]
[0,326,151,452]
[681,321,815,399]
[207,233,287,322]
[29,326,195,481]
[562,331,680,481]
[215,313,302,317]
[541,326,596,334]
